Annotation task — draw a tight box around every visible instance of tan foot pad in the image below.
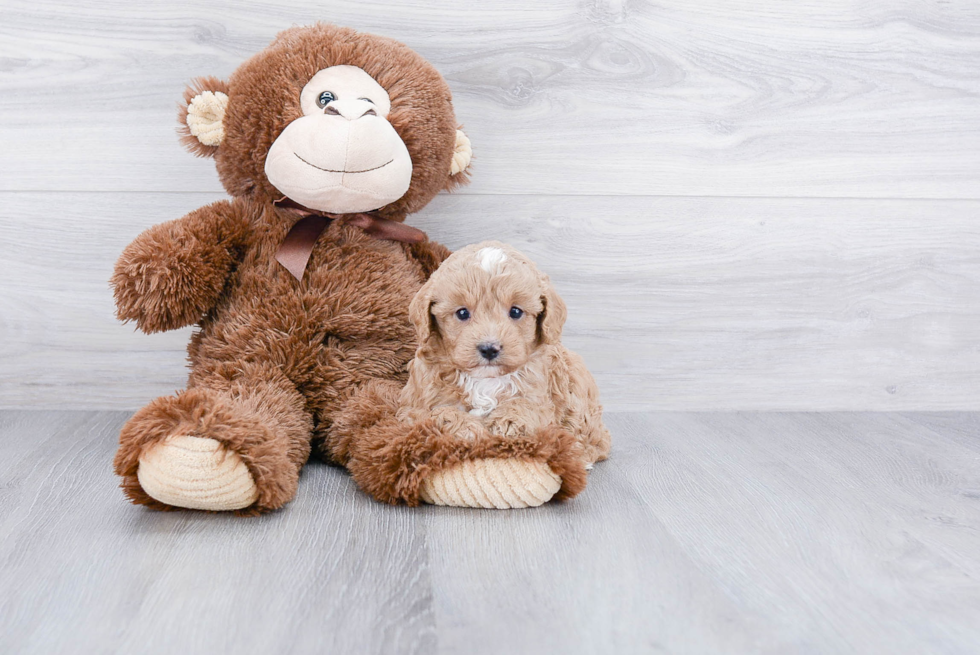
[420,458,562,509]
[137,436,259,511]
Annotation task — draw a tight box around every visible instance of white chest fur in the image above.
[457,371,521,417]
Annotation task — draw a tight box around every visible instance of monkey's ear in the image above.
[177,77,230,158]
[445,128,472,190]
[450,130,472,176]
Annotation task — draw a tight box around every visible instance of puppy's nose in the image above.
[477,343,501,361]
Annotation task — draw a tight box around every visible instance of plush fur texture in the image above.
[398,241,611,471]
[329,379,588,505]
[112,24,595,513]
[204,23,469,221]
[113,198,452,512]
[112,25,465,513]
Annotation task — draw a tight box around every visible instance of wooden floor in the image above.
[1,411,978,654]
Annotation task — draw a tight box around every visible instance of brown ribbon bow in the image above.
[273,197,427,281]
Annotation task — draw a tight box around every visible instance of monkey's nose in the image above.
[477,343,501,361]
[324,99,378,120]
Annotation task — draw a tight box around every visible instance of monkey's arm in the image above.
[111,199,250,333]
[404,239,452,281]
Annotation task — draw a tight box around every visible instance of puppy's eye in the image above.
[316,91,336,107]
[509,306,524,320]
[455,308,471,321]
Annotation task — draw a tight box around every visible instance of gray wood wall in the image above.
[1,0,978,411]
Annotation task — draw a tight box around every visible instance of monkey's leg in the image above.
[328,380,587,508]
[113,362,312,514]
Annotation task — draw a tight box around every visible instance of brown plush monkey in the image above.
[112,23,585,513]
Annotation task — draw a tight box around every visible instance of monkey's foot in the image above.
[420,458,562,509]
[137,436,259,511]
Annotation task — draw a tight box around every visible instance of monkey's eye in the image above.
[358,97,375,104]
[316,91,336,108]
[509,306,525,320]
[455,308,471,321]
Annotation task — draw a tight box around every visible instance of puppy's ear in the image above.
[408,281,439,350]
[536,273,567,345]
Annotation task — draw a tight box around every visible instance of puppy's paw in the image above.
[486,415,530,438]
[431,405,482,440]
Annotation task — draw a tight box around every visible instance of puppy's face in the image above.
[426,247,545,378]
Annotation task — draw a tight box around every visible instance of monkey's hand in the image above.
[111,200,248,333]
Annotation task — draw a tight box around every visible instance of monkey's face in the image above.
[263,66,414,214]
[177,24,472,221]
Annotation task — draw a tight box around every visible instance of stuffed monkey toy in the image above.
[112,23,583,513]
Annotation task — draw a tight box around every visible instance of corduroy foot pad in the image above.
[137,435,259,511]
[420,458,562,509]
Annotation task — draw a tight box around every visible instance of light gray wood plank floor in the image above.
[2,410,978,654]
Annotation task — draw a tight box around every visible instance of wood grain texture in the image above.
[1,410,978,654]
[608,411,980,652]
[1,1,979,197]
[0,411,436,655]
[1,2,977,410]
[1,192,977,411]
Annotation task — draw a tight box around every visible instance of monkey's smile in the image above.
[294,153,394,174]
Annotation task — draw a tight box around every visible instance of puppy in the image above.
[396,241,611,468]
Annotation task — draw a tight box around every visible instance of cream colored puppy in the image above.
[397,241,610,468]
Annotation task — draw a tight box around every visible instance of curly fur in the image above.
[397,241,611,470]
